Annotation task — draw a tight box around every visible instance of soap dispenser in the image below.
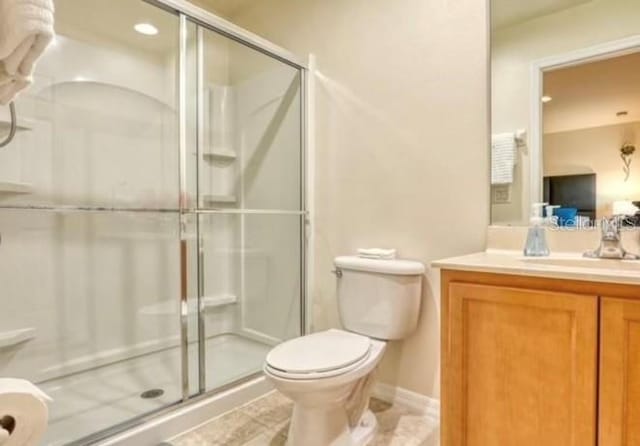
[524,202,550,257]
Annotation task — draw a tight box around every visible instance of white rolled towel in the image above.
[0,379,51,446]
[357,248,396,260]
[0,0,55,105]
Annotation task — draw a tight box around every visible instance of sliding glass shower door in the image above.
[183,20,305,394]
[0,1,184,444]
[0,1,305,444]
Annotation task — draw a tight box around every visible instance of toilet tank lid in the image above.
[334,256,425,275]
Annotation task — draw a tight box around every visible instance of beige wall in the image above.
[491,0,640,225]
[544,122,640,217]
[214,0,490,398]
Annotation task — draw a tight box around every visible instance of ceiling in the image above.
[53,0,255,56]
[189,0,254,18]
[543,51,640,134]
[491,0,593,29]
[54,0,179,56]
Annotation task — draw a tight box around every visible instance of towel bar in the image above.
[0,102,17,148]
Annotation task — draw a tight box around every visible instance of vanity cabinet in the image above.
[600,298,640,446]
[441,270,640,446]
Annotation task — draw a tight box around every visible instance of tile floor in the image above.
[169,391,440,446]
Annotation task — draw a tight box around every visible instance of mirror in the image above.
[490,0,640,227]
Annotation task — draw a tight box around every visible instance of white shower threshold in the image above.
[97,376,272,446]
[39,333,272,446]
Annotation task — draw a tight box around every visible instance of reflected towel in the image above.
[491,132,517,185]
[0,0,55,105]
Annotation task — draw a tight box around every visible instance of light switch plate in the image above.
[492,185,512,204]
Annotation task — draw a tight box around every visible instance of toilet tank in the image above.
[334,256,424,340]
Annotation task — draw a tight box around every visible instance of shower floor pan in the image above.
[38,333,271,445]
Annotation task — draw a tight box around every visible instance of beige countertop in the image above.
[432,250,640,286]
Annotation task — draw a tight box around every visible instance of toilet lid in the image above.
[266,329,371,374]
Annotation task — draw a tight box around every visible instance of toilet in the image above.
[263,255,424,446]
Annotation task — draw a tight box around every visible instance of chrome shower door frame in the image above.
[170,0,309,400]
[67,1,310,444]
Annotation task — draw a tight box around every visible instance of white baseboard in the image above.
[372,383,440,422]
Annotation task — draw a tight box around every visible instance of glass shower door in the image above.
[0,1,184,444]
[0,2,306,443]
[185,22,305,393]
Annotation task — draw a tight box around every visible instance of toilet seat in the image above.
[265,329,372,380]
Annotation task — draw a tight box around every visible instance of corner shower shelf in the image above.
[203,150,237,162]
[203,194,237,204]
[201,294,237,308]
[0,181,34,194]
[0,328,36,349]
[139,294,238,316]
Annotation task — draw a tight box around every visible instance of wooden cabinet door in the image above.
[600,298,640,446]
[442,282,598,446]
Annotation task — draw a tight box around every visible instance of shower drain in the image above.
[140,389,165,399]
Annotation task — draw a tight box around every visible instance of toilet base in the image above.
[350,410,378,445]
[287,407,378,446]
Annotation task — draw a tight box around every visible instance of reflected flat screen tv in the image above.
[543,173,596,221]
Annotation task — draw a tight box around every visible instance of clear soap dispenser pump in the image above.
[524,202,550,257]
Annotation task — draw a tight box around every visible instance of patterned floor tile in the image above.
[170,391,439,446]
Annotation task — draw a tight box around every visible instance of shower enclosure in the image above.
[0,0,307,444]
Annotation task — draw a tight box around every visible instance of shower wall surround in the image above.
[0,32,181,382]
[0,1,306,444]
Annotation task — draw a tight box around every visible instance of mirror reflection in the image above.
[490,0,640,227]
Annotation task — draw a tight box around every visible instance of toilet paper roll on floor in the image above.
[0,379,51,446]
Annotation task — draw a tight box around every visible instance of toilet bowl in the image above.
[264,329,386,446]
[264,256,424,446]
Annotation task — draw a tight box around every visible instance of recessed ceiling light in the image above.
[134,23,158,36]
[541,96,553,103]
